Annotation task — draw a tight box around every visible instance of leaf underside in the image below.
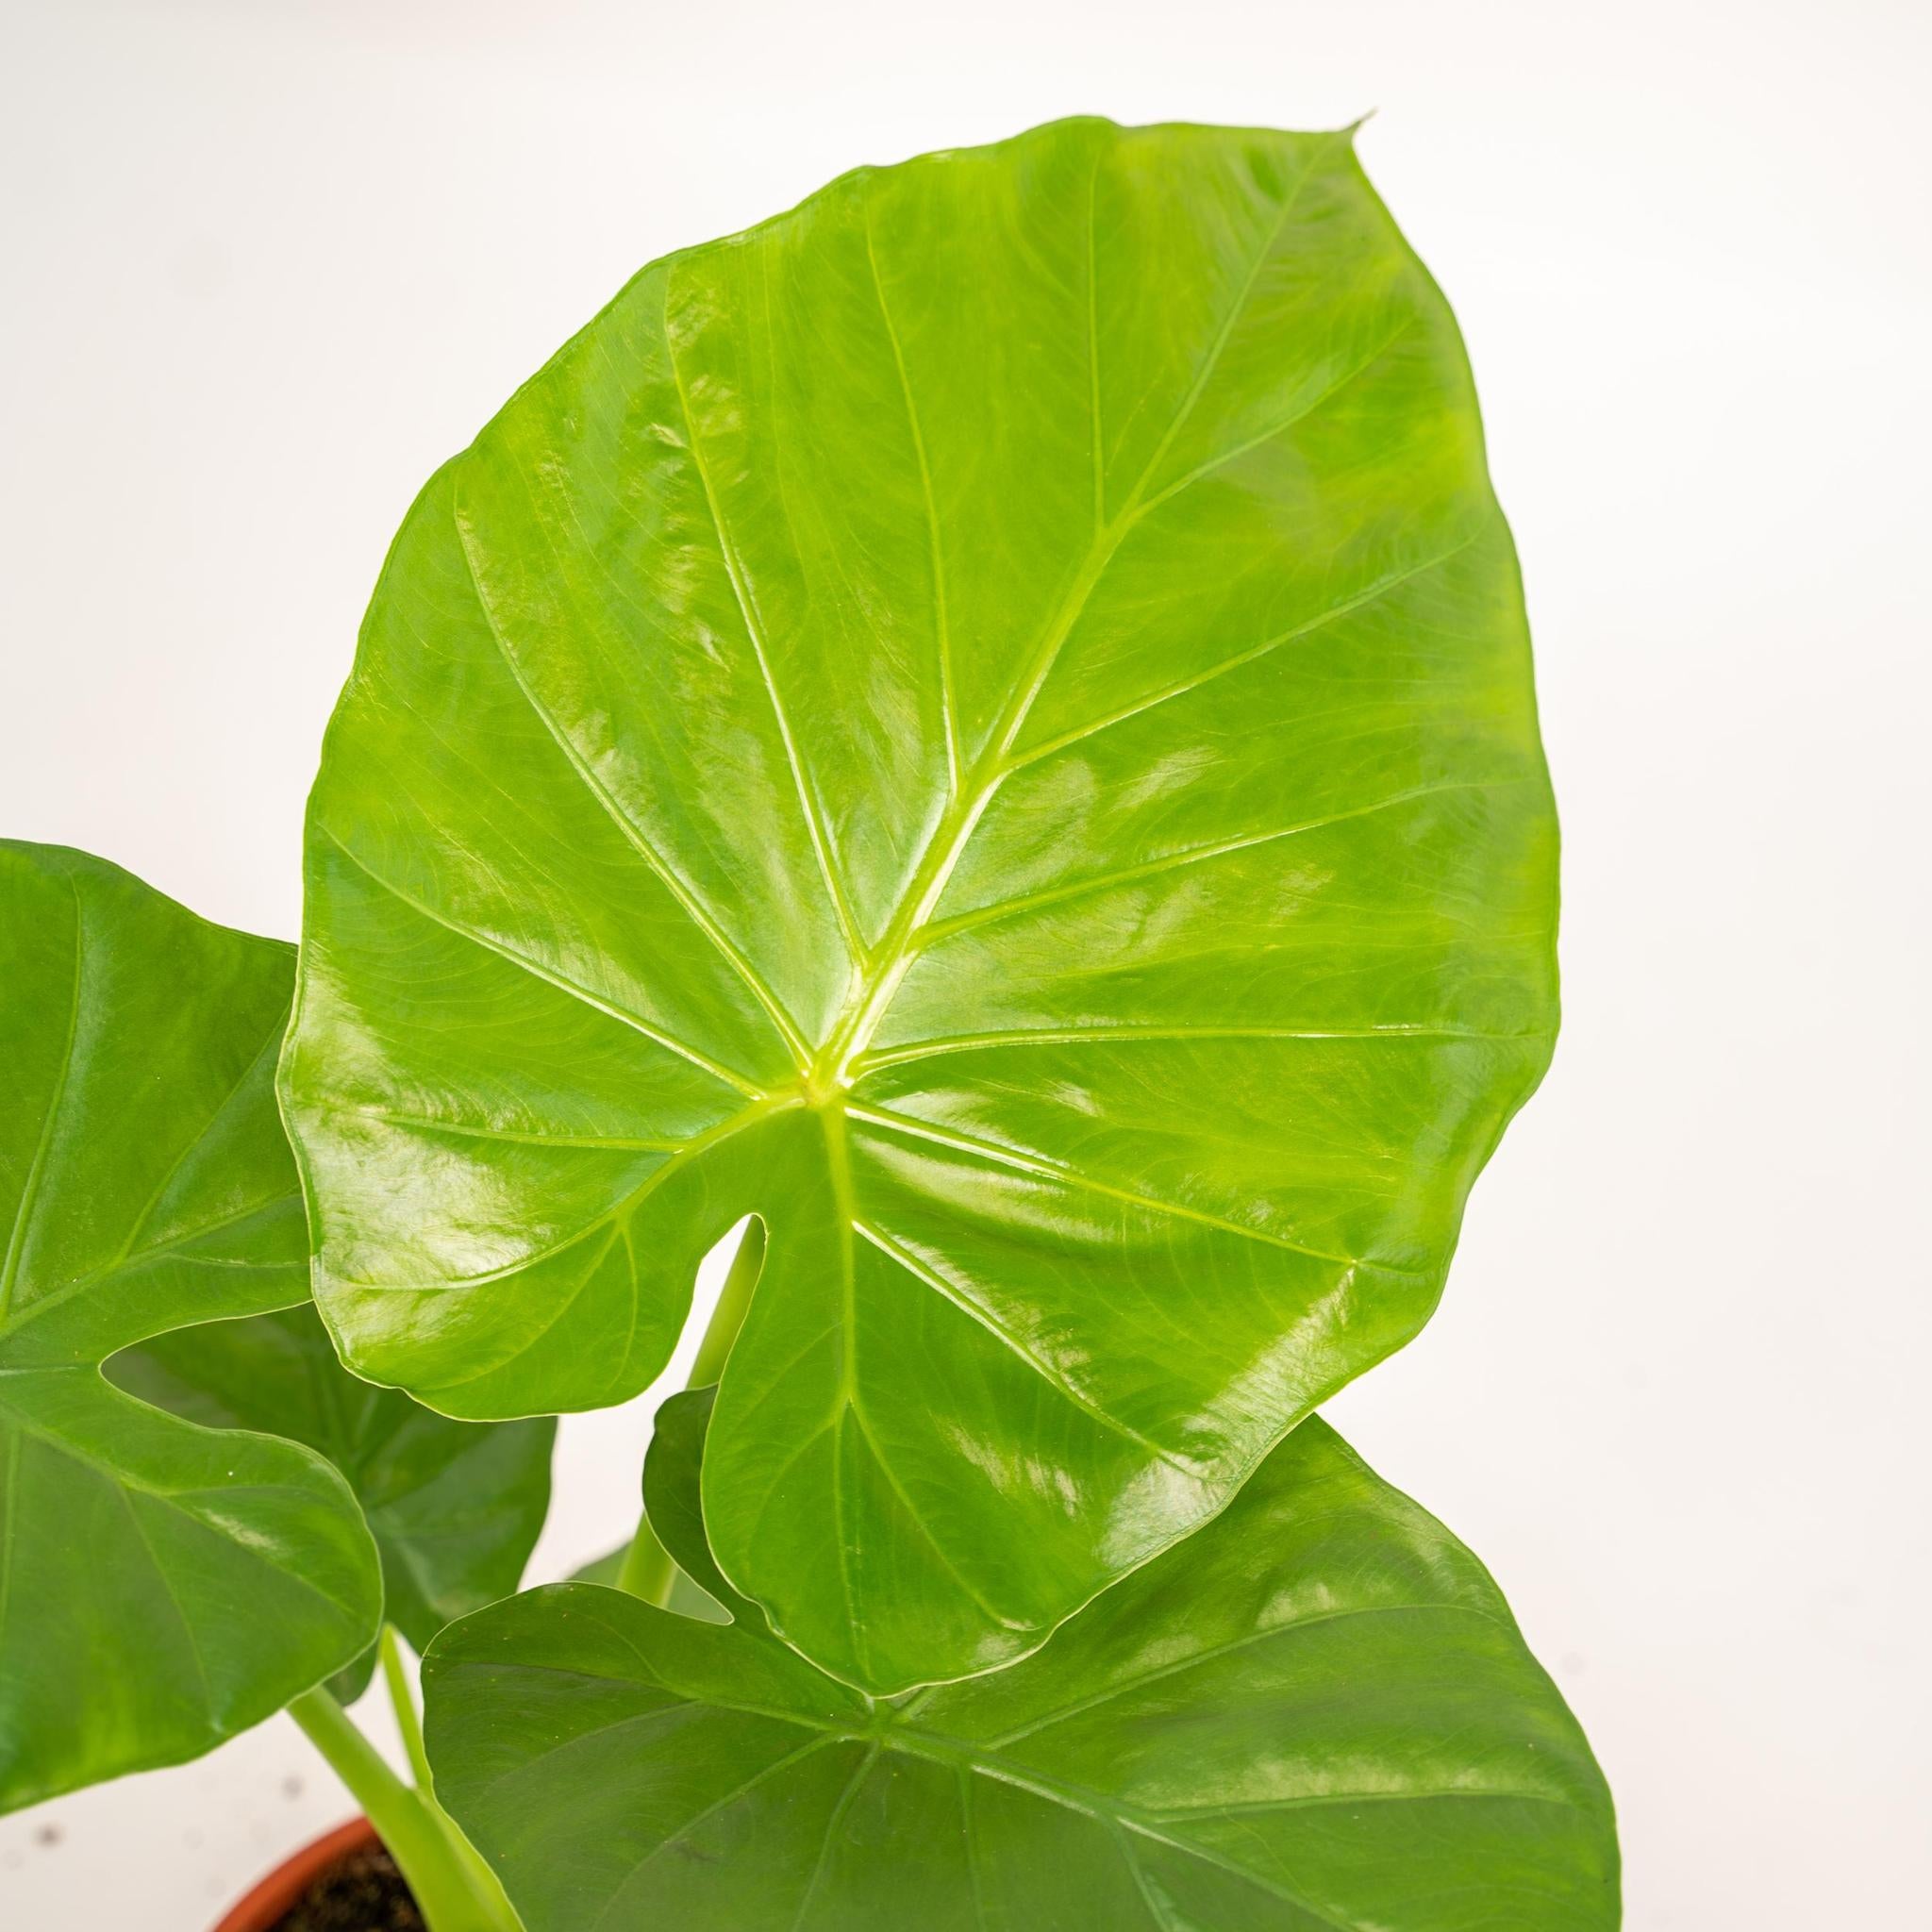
[284,115,1559,1691]
[0,842,380,1813]
[425,1394,1618,1931]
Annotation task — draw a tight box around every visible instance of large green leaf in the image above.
[425,1391,1617,1931]
[282,116,1558,1691]
[0,842,381,1812]
[109,1301,555,1688]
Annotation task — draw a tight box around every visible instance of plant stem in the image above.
[616,1216,765,1605]
[290,1687,519,1932]
[615,1509,677,1604]
[380,1624,433,1791]
[378,1628,524,1928]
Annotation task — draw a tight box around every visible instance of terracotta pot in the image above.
[213,1815,379,1932]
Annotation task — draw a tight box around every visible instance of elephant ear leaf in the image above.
[0,841,381,1812]
[425,1406,1618,1931]
[110,1302,555,1698]
[282,114,1558,1691]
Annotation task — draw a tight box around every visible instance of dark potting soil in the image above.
[267,1844,424,1932]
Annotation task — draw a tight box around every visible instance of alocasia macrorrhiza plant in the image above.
[1,116,1615,1928]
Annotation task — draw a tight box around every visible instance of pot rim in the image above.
[211,1814,378,1932]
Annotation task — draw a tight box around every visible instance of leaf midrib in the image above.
[804,153,1341,1091]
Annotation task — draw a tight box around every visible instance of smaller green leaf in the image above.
[0,842,381,1813]
[425,1404,1617,1930]
[109,1301,556,1692]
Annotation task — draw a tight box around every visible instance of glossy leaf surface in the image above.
[426,1392,1617,1930]
[110,1302,555,1685]
[284,116,1558,1690]
[0,843,380,1812]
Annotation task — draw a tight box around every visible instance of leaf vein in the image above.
[317,825,764,1101]
[848,1102,1407,1274]
[661,281,869,964]
[863,205,959,797]
[913,777,1515,948]
[448,504,814,1064]
[851,1219,1195,1477]
[1003,528,1489,775]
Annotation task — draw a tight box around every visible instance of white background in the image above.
[3,1,1927,1924]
